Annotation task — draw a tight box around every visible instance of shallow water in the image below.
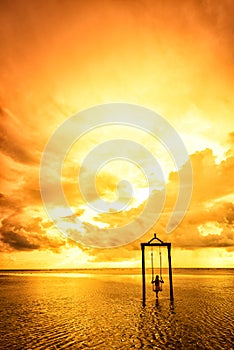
[0,270,233,349]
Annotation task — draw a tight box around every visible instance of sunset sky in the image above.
[0,0,233,269]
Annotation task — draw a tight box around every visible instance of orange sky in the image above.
[0,0,233,269]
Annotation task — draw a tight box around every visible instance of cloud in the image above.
[1,230,40,251]
[0,106,37,165]
[154,147,234,251]
[0,193,66,253]
[88,144,234,262]
[0,133,233,259]
[0,212,66,253]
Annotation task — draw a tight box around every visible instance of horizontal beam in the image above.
[141,243,171,247]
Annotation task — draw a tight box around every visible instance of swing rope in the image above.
[159,246,162,280]
[151,246,154,284]
[159,246,164,292]
[151,245,164,293]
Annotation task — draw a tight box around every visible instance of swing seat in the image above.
[153,284,162,292]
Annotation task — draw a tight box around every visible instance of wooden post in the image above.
[141,243,146,307]
[167,244,174,302]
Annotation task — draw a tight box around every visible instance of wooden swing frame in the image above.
[141,233,174,306]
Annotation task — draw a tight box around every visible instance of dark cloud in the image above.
[0,213,66,253]
[1,230,40,251]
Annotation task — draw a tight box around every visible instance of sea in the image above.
[0,268,233,349]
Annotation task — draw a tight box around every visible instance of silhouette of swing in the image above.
[141,233,174,306]
[151,246,164,293]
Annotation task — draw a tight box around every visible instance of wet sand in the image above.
[0,269,233,349]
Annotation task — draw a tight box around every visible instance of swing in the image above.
[151,246,163,292]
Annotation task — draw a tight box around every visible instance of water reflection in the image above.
[0,272,233,349]
[138,299,180,349]
[155,298,160,308]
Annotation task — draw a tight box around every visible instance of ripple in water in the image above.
[0,272,233,349]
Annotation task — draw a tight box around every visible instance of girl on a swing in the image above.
[151,275,164,298]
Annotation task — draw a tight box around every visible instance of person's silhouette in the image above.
[151,274,164,298]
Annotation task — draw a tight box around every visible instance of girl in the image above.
[152,275,164,298]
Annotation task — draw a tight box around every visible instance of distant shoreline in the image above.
[0,267,233,275]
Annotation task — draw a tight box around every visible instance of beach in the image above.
[0,269,233,349]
